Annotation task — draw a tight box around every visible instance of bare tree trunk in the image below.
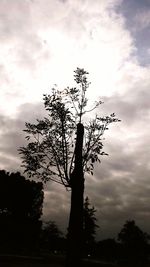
[66,123,84,267]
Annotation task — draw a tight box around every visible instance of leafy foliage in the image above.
[19,68,120,187]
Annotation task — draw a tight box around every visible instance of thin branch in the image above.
[85,101,103,113]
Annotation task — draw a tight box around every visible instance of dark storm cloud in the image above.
[83,75,150,238]
[0,102,45,171]
[86,162,150,239]
[43,182,70,233]
[100,75,150,126]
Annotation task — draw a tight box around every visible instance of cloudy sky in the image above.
[0,0,150,239]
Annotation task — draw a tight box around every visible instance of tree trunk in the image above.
[66,123,84,267]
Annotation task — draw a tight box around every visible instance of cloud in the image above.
[83,61,150,238]
[42,182,70,233]
[134,9,150,30]
[0,0,134,115]
[0,102,45,170]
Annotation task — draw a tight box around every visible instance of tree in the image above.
[83,197,99,256]
[19,68,119,266]
[118,220,150,263]
[40,221,65,252]
[0,170,44,253]
[0,170,43,220]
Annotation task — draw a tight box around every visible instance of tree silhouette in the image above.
[19,68,119,266]
[40,221,65,253]
[0,170,43,219]
[83,197,99,256]
[118,220,150,263]
[0,170,44,254]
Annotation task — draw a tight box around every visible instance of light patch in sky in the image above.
[0,0,135,116]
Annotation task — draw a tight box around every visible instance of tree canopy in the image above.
[0,170,43,219]
[0,170,44,254]
[118,220,150,246]
[19,68,120,187]
[118,220,150,263]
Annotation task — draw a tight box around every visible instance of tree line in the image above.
[0,170,98,256]
[0,169,150,266]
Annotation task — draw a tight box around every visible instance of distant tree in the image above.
[0,170,43,219]
[0,170,44,254]
[118,220,150,263]
[40,221,65,252]
[118,220,150,245]
[19,68,120,266]
[83,197,99,256]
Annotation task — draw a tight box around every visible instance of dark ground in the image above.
[0,254,117,267]
[1,254,150,267]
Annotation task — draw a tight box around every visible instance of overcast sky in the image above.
[0,0,150,240]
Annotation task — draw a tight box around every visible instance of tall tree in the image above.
[19,68,119,266]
